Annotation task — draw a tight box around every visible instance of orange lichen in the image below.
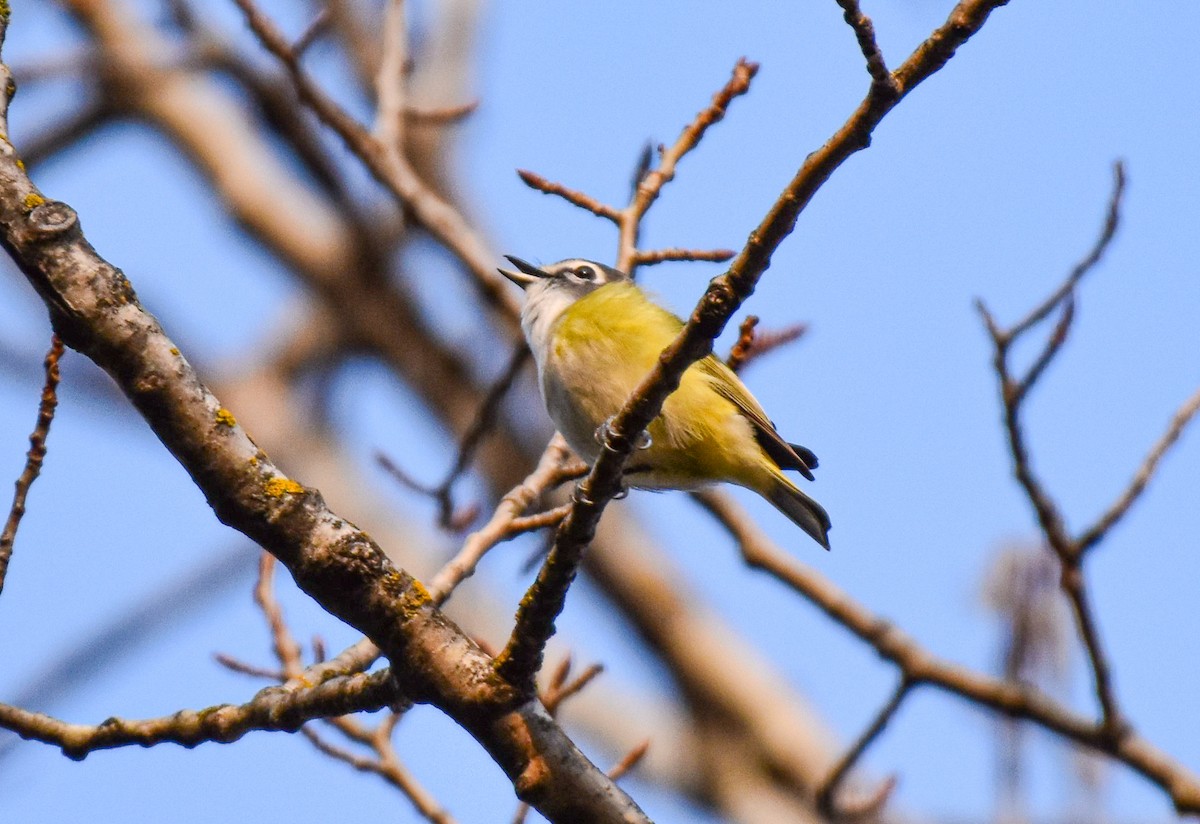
[265,477,304,498]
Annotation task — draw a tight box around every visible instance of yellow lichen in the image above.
[214,408,236,428]
[248,455,259,466]
[169,347,179,356]
[265,477,304,498]
[0,1,10,23]
[15,158,24,171]
[408,578,432,603]
[22,192,45,211]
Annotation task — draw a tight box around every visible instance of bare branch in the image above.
[726,315,809,374]
[833,0,898,95]
[293,9,331,56]
[372,0,408,150]
[816,677,910,819]
[632,247,736,266]
[299,725,456,824]
[0,669,397,759]
[0,335,63,596]
[617,58,759,273]
[607,739,651,781]
[425,437,577,605]
[516,169,621,222]
[1077,384,1200,553]
[1007,162,1126,342]
[377,346,531,530]
[214,653,286,682]
[405,100,478,124]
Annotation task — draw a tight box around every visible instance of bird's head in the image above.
[498,256,629,303]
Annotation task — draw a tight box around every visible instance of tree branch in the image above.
[0,669,397,759]
[693,489,1200,815]
[0,335,63,596]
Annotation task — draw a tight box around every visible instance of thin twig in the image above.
[632,247,735,266]
[1077,384,1200,553]
[1012,296,1074,406]
[726,315,808,374]
[726,315,760,373]
[293,9,331,55]
[377,346,531,529]
[432,346,531,526]
[617,58,760,273]
[372,0,407,149]
[300,724,456,824]
[542,662,604,716]
[816,677,911,819]
[405,100,478,124]
[424,437,576,605]
[833,0,898,96]
[607,739,651,781]
[1006,162,1126,342]
[515,59,758,276]
[214,653,286,681]
[516,169,621,221]
[0,335,63,596]
[253,548,451,820]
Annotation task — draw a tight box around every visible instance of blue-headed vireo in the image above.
[499,257,831,550]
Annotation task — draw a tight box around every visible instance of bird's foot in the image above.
[594,417,652,453]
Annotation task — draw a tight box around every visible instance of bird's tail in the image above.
[763,473,832,550]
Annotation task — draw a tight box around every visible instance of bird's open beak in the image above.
[498,255,548,289]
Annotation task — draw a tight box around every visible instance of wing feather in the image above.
[698,356,817,481]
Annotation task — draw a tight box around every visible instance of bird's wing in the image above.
[698,356,817,481]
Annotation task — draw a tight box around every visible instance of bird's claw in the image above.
[594,417,652,453]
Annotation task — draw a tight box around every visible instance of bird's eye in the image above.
[575,265,597,281]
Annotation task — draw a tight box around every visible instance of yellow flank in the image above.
[549,282,767,490]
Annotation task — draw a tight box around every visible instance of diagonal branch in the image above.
[816,676,909,819]
[1007,162,1126,342]
[0,335,63,596]
[1076,384,1200,553]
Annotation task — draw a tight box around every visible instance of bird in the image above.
[498,256,831,550]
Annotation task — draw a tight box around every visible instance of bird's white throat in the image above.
[520,281,576,365]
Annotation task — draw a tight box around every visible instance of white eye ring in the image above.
[575,265,597,281]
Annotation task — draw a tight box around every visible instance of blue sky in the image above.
[1,2,1198,822]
